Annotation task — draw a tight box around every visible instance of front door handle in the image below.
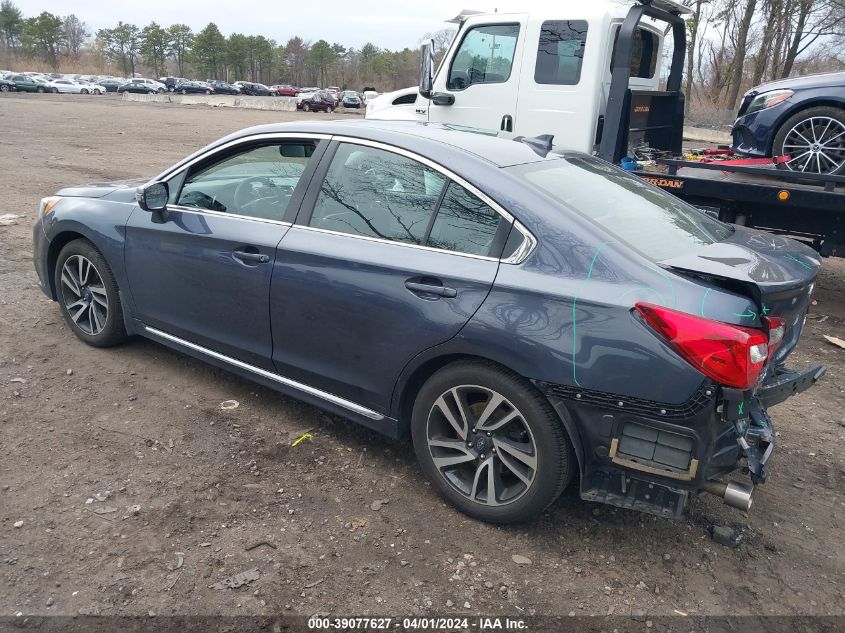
[405,280,457,298]
[233,249,270,264]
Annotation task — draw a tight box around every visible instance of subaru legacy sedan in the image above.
[33,121,824,523]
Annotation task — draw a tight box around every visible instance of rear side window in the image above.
[447,24,520,90]
[610,27,659,79]
[309,143,509,257]
[511,155,733,261]
[427,183,503,256]
[309,143,445,244]
[535,20,588,85]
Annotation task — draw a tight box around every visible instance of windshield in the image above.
[510,155,733,260]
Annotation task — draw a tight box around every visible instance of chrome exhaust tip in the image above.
[702,480,754,511]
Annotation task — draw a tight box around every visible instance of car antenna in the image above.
[515,134,555,156]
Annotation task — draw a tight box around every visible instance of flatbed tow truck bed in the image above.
[634,159,845,256]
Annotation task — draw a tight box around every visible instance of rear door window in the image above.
[309,143,445,244]
[308,143,510,257]
[535,20,588,85]
[427,182,504,256]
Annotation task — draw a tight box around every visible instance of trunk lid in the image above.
[661,226,820,364]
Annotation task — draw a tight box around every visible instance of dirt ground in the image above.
[1,93,844,624]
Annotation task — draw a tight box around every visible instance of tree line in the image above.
[684,0,845,113]
[4,0,844,105]
[0,1,438,90]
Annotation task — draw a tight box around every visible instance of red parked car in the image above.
[271,84,300,96]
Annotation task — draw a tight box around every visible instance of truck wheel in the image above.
[773,106,845,175]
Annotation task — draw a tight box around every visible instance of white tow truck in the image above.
[367,0,845,257]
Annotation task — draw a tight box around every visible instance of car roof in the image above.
[223,120,566,168]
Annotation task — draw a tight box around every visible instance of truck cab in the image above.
[367,0,687,159]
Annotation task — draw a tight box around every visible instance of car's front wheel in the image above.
[0,84,8,92]
[412,361,574,523]
[326,105,334,113]
[55,239,127,348]
[303,102,311,111]
[81,88,88,94]
[774,106,845,175]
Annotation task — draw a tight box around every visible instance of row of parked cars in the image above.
[0,70,380,113]
[0,71,109,94]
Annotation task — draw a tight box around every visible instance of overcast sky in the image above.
[13,1,501,50]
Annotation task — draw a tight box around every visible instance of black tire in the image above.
[411,361,573,524]
[51,87,58,93]
[303,102,311,112]
[81,88,88,94]
[326,106,333,114]
[205,89,211,95]
[37,86,45,93]
[0,84,8,92]
[55,239,127,348]
[773,105,845,175]
[181,89,187,94]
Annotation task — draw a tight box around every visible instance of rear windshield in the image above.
[509,155,733,260]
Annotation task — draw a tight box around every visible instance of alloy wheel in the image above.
[60,255,109,336]
[782,116,845,174]
[426,385,537,506]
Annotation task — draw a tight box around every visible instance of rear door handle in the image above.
[233,249,270,264]
[405,280,457,298]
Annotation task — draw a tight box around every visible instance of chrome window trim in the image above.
[156,132,332,183]
[165,204,293,228]
[144,326,385,421]
[503,220,537,265]
[295,225,500,262]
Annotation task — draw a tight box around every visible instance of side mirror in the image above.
[136,181,169,212]
[419,40,434,99]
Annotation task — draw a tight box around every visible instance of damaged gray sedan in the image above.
[33,121,825,522]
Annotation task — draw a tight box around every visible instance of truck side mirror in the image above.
[419,40,434,99]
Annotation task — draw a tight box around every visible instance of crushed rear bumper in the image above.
[538,364,826,519]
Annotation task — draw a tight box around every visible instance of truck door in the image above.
[427,15,526,133]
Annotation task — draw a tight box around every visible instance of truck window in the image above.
[447,24,520,91]
[610,27,658,79]
[535,20,588,85]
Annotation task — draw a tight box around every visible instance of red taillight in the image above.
[763,316,786,357]
[635,302,769,390]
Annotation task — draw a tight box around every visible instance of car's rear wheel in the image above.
[412,361,573,523]
[0,84,8,92]
[55,239,127,348]
[205,89,211,95]
[81,88,88,94]
[774,106,845,175]
[37,86,45,93]
[181,89,187,94]
[326,105,334,113]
